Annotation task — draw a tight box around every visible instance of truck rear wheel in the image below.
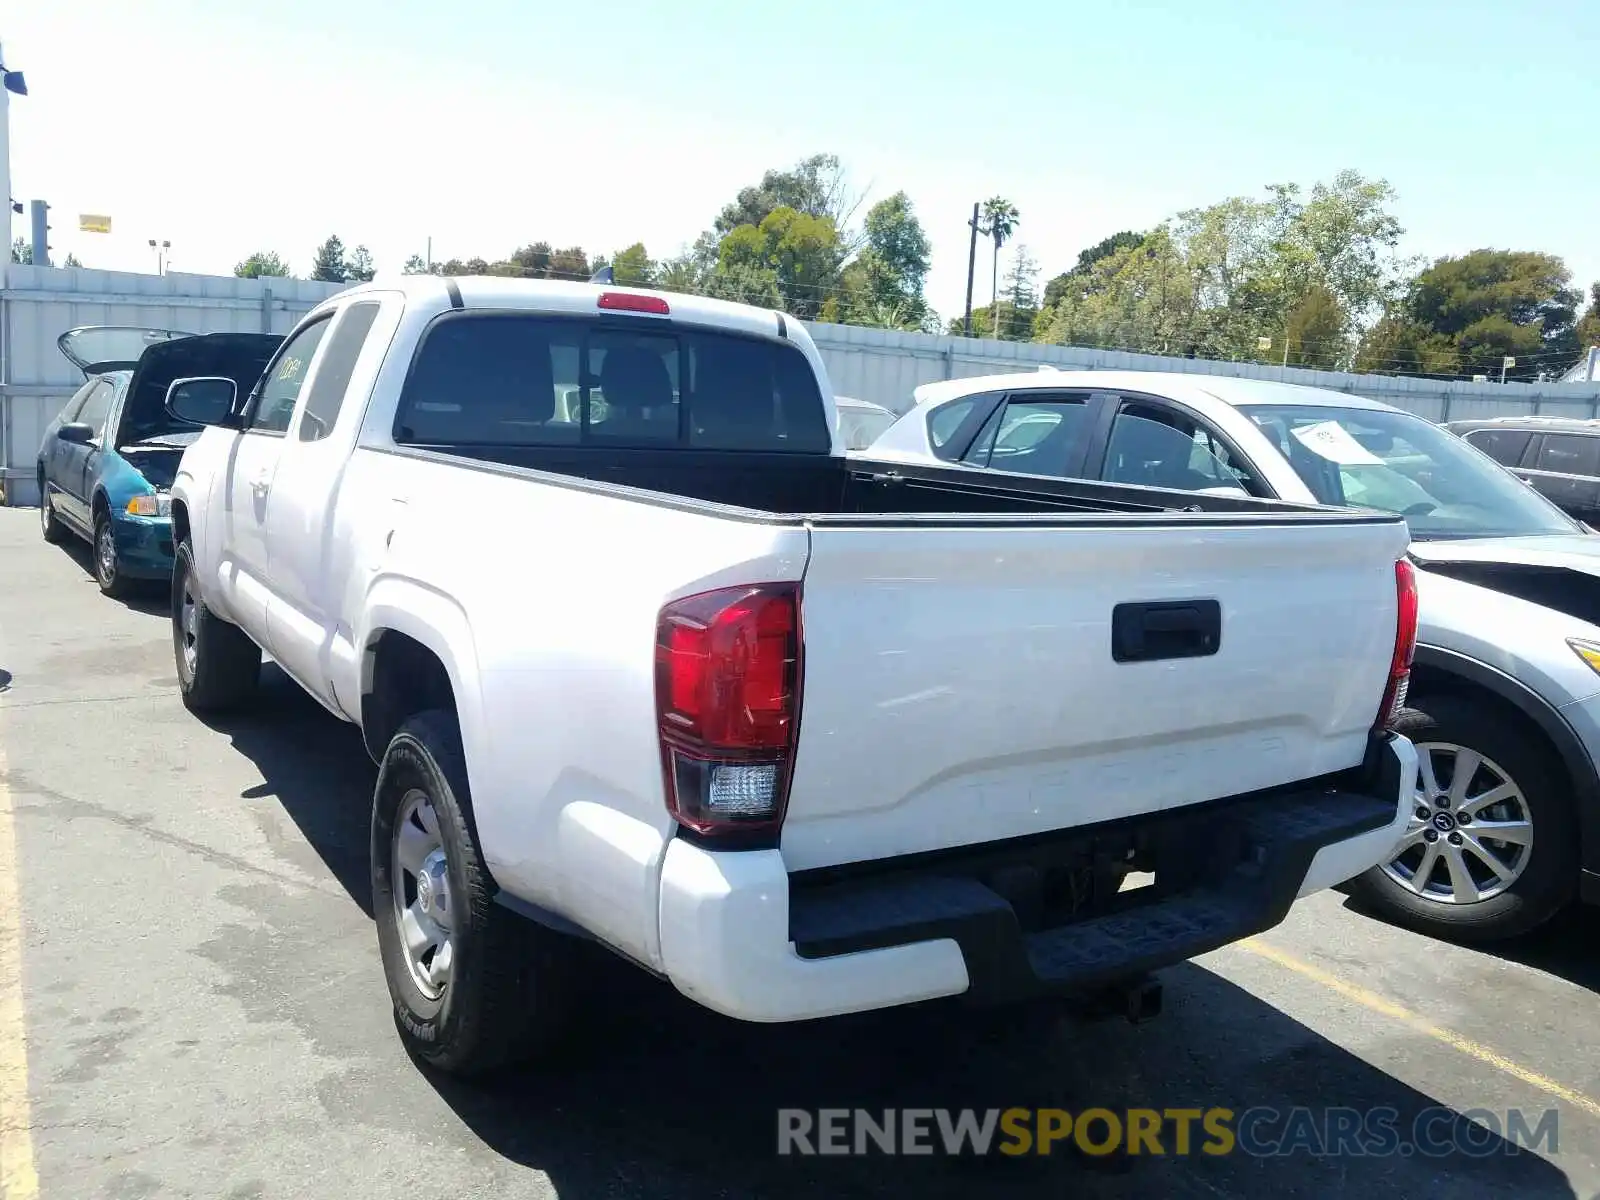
[372,709,575,1076]
[1347,694,1577,942]
[172,540,261,712]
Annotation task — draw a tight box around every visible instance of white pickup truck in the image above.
[164,276,1419,1077]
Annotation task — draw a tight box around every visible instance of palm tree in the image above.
[979,197,1019,338]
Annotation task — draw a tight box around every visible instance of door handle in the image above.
[1111,599,1222,663]
[250,472,271,495]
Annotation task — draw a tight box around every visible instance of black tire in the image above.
[172,539,261,712]
[1347,693,1578,943]
[372,709,575,1077]
[39,479,65,544]
[92,509,130,597]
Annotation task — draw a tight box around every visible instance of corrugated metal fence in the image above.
[809,322,1600,420]
[0,264,342,504]
[5,262,1600,505]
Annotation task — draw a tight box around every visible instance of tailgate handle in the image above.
[1112,600,1221,663]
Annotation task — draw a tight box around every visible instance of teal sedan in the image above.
[38,325,282,596]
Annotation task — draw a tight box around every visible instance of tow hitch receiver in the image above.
[1068,974,1163,1025]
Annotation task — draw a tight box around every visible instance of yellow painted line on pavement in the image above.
[0,740,39,1200]
[1239,936,1600,1121]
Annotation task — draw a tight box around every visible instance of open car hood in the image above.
[116,332,283,448]
[1411,534,1600,627]
[58,326,195,375]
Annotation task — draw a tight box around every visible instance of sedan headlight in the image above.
[1568,638,1600,675]
[125,493,172,518]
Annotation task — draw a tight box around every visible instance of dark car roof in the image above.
[1446,416,1600,435]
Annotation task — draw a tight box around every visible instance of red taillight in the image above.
[598,290,670,315]
[1377,558,1419,732]
[655,583,802,839]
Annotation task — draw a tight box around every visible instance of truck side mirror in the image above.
[165,377,239,428]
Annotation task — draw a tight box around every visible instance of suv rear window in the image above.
[394,313,831,453]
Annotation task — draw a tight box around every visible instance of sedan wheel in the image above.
[1347,693,1577,943]
[1382,741,1533,905]
[92,513,129,597]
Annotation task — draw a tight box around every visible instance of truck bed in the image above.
[389,441,1391,525]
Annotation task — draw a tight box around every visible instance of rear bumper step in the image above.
[787,785,1398,1006]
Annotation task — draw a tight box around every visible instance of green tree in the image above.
[704,261,782,309]
[402,254,430,274]
[1283,284,1347,368]
[62,252,83,268]
[234,251,290,278]
[610,242,654,286]
[715,153,863,239]
[656,232,721,296]
[852,191,931,326]
[1577,282,1600,355]
[1360,249,1583,380]
[979,197,1019,337]
[346,245,376,282]
[1043,230,1146,309]
[10,237,30,264]
[713,205,844,319]
[310,235,348,282]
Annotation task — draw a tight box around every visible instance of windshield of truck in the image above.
[1245,404,1580,540]
[394,313,833,452]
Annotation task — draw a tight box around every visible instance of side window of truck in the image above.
[251,317,332,434]
[297,302,382,441]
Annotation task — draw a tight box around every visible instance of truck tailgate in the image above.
[781,515,1410,871]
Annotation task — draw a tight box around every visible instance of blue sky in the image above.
[4,0,1597,323]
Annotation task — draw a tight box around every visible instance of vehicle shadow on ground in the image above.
[190,674,1579,1200]
[54,536,168,616]
[1334,891,1600,995]
[423,957,1577,1200]
[1473,905,1600,995]
[191,664,377,916]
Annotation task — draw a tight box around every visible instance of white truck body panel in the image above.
[783,517,1407,870]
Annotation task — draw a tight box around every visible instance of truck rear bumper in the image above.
[656,734,1414,1023]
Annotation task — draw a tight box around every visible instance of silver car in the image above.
[868,370,1600,943]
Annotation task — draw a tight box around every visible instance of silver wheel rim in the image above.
[391,789,455,1001]
[1382,741,1534,905]
[96,523,116,583]
[178,572,199,678]
[40,496,49,532]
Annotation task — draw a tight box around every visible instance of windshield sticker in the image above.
[1290,421,1384,467]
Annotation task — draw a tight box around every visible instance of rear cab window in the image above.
[393,313,831,452]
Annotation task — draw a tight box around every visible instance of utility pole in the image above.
[962,203,980,338]
[28,198,47,266]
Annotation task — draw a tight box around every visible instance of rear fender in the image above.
[359,579,485,802]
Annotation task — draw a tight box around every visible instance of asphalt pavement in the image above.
[1,505,1598,1199]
